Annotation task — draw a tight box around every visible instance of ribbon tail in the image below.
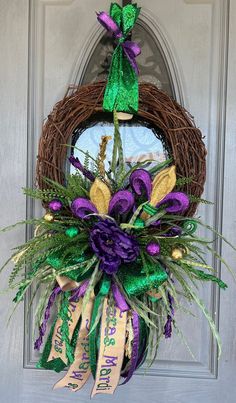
[91,299,127,397]
[53,292,95,392]
[89,275,111,379]
[103,45,139,113]
[47,293,83,365]
[36,319,67,373]
[112,282,129,312]
[34,286,61,351]
[120,311,139,385]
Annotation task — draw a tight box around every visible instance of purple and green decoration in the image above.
[1,1,234,399]
[97,2,141,113]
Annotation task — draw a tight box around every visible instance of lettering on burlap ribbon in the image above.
[47,299,82,364]
[54,293,95,391]
[91,298,127,397]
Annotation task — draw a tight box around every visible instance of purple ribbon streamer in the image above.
[34,286,61,351]
[121,310,140,384]
[97,11,141,75]
[69,280,90,302]
[112,283,129,312]
[34,280,89,350]
[164,292,175,339]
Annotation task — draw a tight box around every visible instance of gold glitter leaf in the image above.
[98,135,112,177]
[150,165,176,206]
[89,178,111,214]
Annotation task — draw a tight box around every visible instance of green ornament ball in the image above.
[65,227,79,238]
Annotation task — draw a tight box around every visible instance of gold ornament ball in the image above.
[44,212,54,222]
[171,247,183,260]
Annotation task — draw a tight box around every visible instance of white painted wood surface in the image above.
[0,0,235,402]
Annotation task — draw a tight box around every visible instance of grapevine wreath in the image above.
[1,2,235,397]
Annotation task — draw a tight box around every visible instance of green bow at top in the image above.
[97,2,141,113]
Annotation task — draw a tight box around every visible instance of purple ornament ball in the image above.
[146,242,161,256]
[48,199,63,212]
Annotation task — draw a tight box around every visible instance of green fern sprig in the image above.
[189,194,214,205]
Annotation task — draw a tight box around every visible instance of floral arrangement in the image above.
[1,2,235,398]
[2,112,234,396]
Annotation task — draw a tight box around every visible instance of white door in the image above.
[1,1,236,402]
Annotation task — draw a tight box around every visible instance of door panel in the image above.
[0,1,235,402]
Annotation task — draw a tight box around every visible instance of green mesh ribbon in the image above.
[46,251,93,281]
[118,261,168,297]
[36,319,66,372]
[37,318,81,372]
[98,3,141,113]
[37,292,82,372]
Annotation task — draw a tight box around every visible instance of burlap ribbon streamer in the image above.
[54,293,94,391]
[91,298,127,397]
[56,275,79,292]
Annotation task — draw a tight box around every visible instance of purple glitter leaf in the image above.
[129,169,152,200]
[108,190,135,217]
[157,192,189,214]
[69,155,95,182]
[71,197,98,219]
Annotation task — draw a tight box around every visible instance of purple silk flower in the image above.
[90,219,140,274]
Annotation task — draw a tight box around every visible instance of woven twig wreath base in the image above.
[36,81,207,217]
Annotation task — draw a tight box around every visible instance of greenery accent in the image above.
[0,129,234,371]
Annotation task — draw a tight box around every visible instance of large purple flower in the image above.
[90,219,140,274]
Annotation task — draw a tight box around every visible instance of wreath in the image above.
[1,2,234,398]
[37,81,207,217]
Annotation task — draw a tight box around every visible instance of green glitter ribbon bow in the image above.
[97,2,141,113]
[118,260,168,296]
